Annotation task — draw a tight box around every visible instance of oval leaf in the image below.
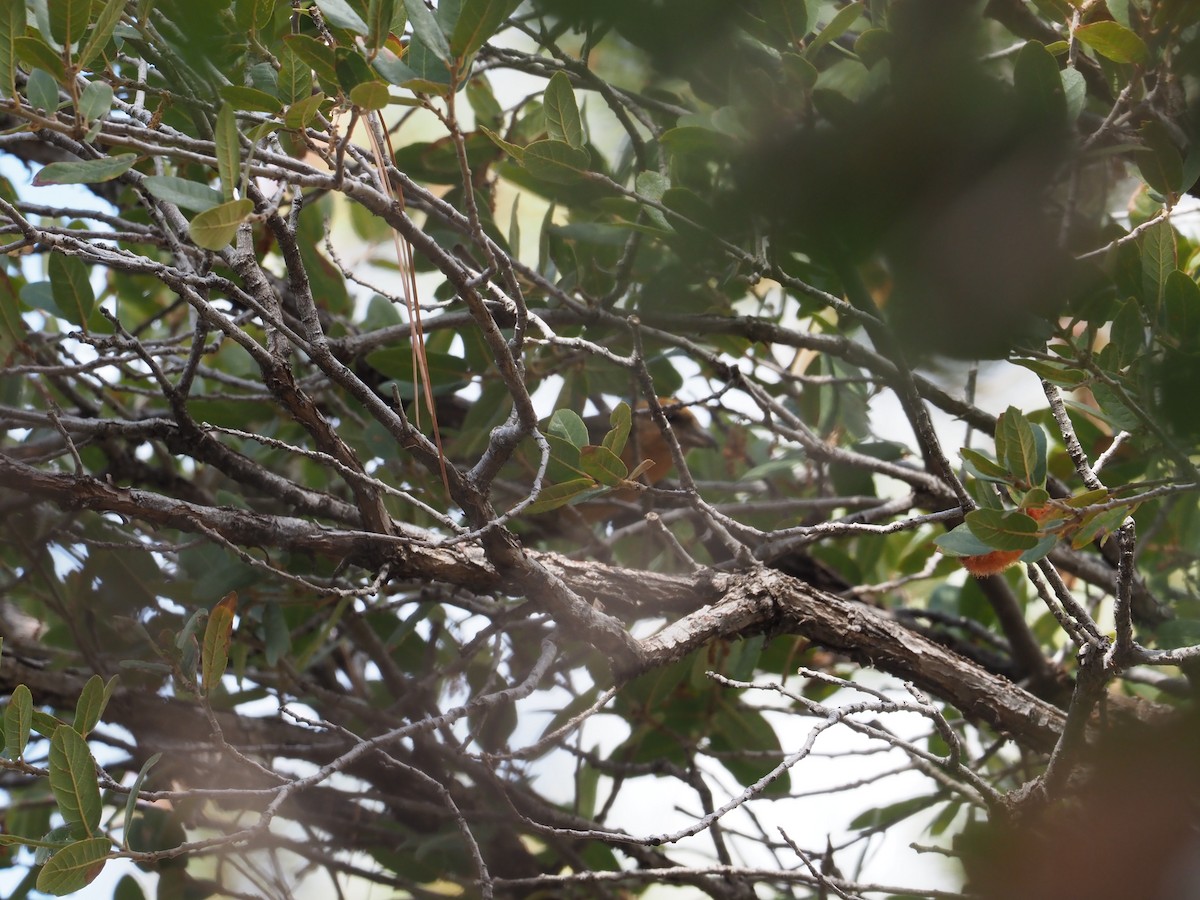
[49,725,102,837]
[544,71,584,150]
[35,837,111,896]
[1074,20,1147,63]
[202,591,237,695]
[34,153,137,186]
[189,198,254,250]
[522,139,591,184]
[965,508,1040,551]
[4,683,32,761]
[142,175,223,213]
[450,0,519,58]
[48,253,95,327]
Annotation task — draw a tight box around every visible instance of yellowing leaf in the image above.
[189,198,254,250]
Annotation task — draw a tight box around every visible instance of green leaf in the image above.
[0,0,25,99]
[405,0,451,65]
[284,90,326,129]
[189,198,254,250]
[262,601,291,666]
[1013,41,1065,125]
[219,84,281,113]
[25,67,61,112]
[49,725,102,837]
[214,102,240,201]
[114,874,147,900]
[1109,297,1144,368]
[960,447,1008,480]
[77,80,113,124]
[1061,67,1085,122]
[524,478,599,515]
[580,444,627,486]
[449,0,519,58]
[965,508,1040,551]
[48,0,91,48]
[284,34,339,88]
[760,0,809,44]
[349,79,391,109]
[547,408,589,449]
[72,674,117,737]
[314,0,369,33]
[805,1,861,60]
[602,402,631,456]
[544,71,584,150]
[1163,270,1200,342]
[121,752,161,850]
[522,139,591,183]
[849,794,939,831]
[35,837,110,896]
[1141,220,1175,313]
[1137,120,1183,195]
[17,35,66,82]
[478,124,524,161]
[78,0,125,69]
[201,592,237,695]
[278,45,312,106]
[934,523,995,557]
[996,407,1045,489]
[1074,20,1147,63]
[4,683,32,761]
[366,0,397,50]
[34,153,136,186]
[142,175,223,213]
[48,253,95,327]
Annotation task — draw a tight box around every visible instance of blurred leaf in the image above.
[1013,40,1065,125]
[48,0,91,48]
[189,198,254,250]
[405,0,451,65]
[523,139,591,183]
[201,591,237,695]
[48,253,95,327]
[219,84,281,113]
[805,1,861,60]
[215,102,240,201]
[1141,220,1175,314]
[0,0,24,99]
[77,80,112,125]
[78,0,126,68]
[278,45,312,106]
[1074,20,1147,62]
[315,0,368,33]
[450,0,520,58]
[121,752,161,851]
[524,478,598,515]
[34,153,136,185]
[142,175,223,213]
[366,0,397,50]
[1137,120,1183,195]
[284,34,339,87]
[349,79,391,109]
